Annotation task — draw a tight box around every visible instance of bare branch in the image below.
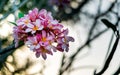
[95,31,119,75]
[59,28,109,75]
[87,0,116,43]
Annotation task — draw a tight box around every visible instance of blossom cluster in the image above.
[13,8,74,60]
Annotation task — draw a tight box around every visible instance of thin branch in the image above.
[0,43,23,55]
[95,31,119,75]
[59,28,109,75]
[87,0,116,43]
[105,33,114,60]
[0,0,28,22]
[105,14,119,60]
[59,54,65,75]
[0,42,24,70]
[86,0,102,41]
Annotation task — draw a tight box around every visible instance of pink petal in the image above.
[35,44,40,49]
[32,31,36,34]
[36,34,42,41]
[38,9,47,20]
[51,46,57,52]
[38,25,44,30]
[17,22,24,25]
[42,53,47,60]
[47,36,53,40]
[36,19,41,25]
[25,28,32,32]
[33,36,37,42]
[35,52,40,58]
[33,8,39,15]
[62,44,67,49]
[68,37,75,42]
[25,41,31,45]
[65,47,69,52]
[45,45,51,50]
[27,37,34,42]
[62,38,65,42]
[27,23,34,28]
[50,31,55,38]
[57,44,64,52]
[28,8,38,21]
[47,12,53,20]
[63,29,68,35]
[51,20,58,24]
[30,45,35,50]
[57,38,63,43]
[47,51,53,55]
[39,9,47,15]
[42,30,46,38]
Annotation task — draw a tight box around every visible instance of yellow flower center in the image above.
[24,19,29,24]
[33,26,38,31]
[42,37,46,42]
[49,25,53,29]
[63,38,67,43]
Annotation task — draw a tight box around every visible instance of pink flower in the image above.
[39,30,53,46]
[35,47,53,60]
[13,25,27,47]
[13,8,74,60]
[35,32,54,60]
[25,19,44,34]
[56,29,74,52]
[57,36,74,52]
[38,9,53,21]
[48,20,63,30]
[17,15,31,27]
[36,31,56,51]
[38,9,54,28]
[28,8,39,21]
[25,36,40,50]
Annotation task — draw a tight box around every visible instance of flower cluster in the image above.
[13,8,74,60]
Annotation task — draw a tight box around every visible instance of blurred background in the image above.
[0,0,120,75]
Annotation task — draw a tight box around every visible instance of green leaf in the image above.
[18,12,24,18]
[9,21,17,26]
[19,41,24,45]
